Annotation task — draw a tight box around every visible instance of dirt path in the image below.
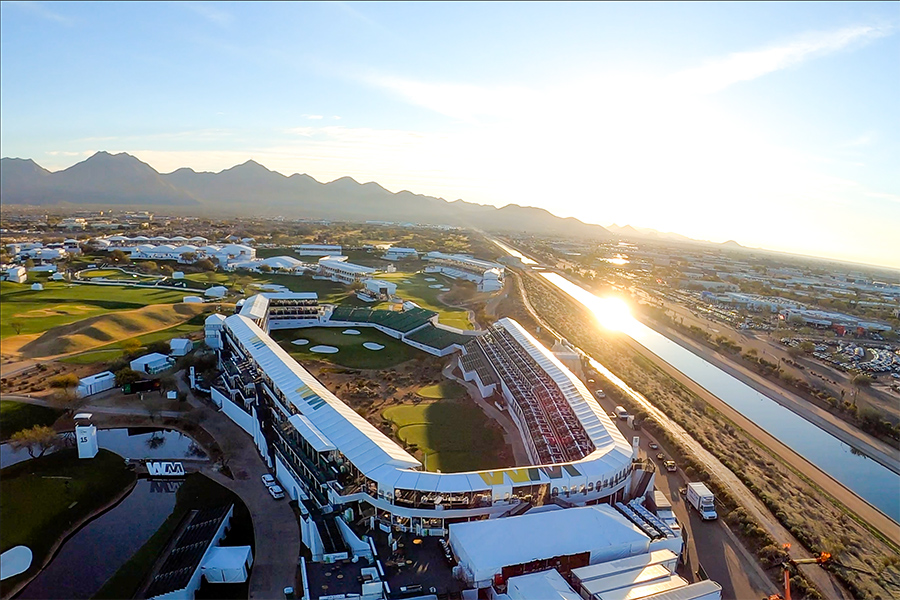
[642,317,900,475]
[513,270,855,598]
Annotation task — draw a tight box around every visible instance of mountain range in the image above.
[1,152,614,238]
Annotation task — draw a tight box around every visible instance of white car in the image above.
[268,484,285,500]
[261,474,276,487]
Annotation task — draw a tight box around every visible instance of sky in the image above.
[1,2,898,268]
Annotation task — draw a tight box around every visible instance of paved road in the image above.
[3,382,303,600]
[511,270,852,599]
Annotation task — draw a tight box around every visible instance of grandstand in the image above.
[405,324,472,350]
[461,320,600,465]
[329,305,437,334]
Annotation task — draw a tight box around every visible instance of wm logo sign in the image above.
[146,461,186,477]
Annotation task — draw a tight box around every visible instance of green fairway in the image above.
[0,281,186,339]
[59,316,206,365]
[376,272,473,330]
[0,401,63,440]
[79,268,160,282]
[417,381,467,400]
[272,327,420,369]
[382,401,508,473]
[0,449,135,596]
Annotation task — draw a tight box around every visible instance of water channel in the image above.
[2,428,203,598]
[538,270,900,522]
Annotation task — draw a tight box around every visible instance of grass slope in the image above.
[382,401,507,473]
[272,327,421,370]
[17,303,206,358]
[416,381,467,400]
[0,449,135,597]
[376,272,473,330]
[0,281,186,339]
[0,400,64,440]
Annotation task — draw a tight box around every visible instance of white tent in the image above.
[205,286,228,298]
[131,353,171,374]
[170,338,193,357]
[201,546,253,583]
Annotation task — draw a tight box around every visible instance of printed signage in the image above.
[150,480,184,494]
[146,461,185,477]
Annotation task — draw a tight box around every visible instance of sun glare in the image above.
[592,297,634,332]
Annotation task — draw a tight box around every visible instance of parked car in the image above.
[665,461,677,472]
[656,452,665,461]
[648,442,659,450]
[262,474,276,487]
[268,484,285,500]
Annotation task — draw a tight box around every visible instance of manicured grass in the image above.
[80,268,159,281]
[0,449,135,597]
[15,303,207,358]
[0,401,63,440]
[382,401,507,473]
[272,327,421,369]
[0,281,186,339]
[94,473,254,600]
[376,271,473,330]
[417,381,467,400]
[59,348,125,365]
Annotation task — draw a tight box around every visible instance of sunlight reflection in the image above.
[539,272,640,335]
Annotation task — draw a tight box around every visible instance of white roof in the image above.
[131,353,170,368]
[202,545,251,570]
[297,244,341,250]
[171,236,189,242]
[174,245,198,253]
[171,338,192,349]
[319,258,375,274]
[631,581,721,600]
[224,315,421,476]
[239,294,270,320]
[496,318,631,463]
[260,256,303,269]
[289,414,336,453]
[507,569,581,600]
[572,550,678,583]
[425,251,504,271]
[206,313,227,325]
[450,505,649,581]
[580,565,672,596]
[592,574,688,600]
[78,371,115,386]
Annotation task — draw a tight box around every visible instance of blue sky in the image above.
[2,2,898,268]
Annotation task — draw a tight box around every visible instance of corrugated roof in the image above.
[224,315,421,476]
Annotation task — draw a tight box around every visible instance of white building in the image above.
[205,286,229,298]
[205,313,227,349]
[359,278,397,301]
[130,353,172,375]
[449,504,680,588]
[6,266,26,284]
[317,257,377,285]
[76,371,116,398]
[170,338,193,357]
[423,251,505,292]
[382,247,418,261]
[296,244,342,257]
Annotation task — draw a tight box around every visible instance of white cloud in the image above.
[185,3,234,27]
[6,1,75,25]
[667,25,893,95]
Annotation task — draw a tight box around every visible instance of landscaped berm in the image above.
[0,449,136,597]
[382,399,509,473]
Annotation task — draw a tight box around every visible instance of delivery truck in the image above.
[686,482,718,520]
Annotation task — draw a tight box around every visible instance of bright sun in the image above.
[592,297,634,332]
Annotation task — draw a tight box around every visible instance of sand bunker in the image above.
[310,345,339,354]
[424,277,437,281]
[342,329,361,335]
[363,342,385,351]
[429,284,443,288]
[440,287,450,291]
[291,339,309,346]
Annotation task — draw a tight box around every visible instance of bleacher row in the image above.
[470,325,594,464]
[330,306,437,333]
[460,347,499,386]
[406,325,472,350]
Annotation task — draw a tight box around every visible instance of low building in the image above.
[170,338,193,357]
[449,504,677,588]
[359,278,397,301]
[296,244,342,257]
[317,257,376,285]
[6,266,26,284]
[423,251,505,292]
[76,371,116,398]
[130,353,172,375]
[205,286,229,298]
[382,247,418,261]
[30,283,43,291]
[205,313,227,349]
